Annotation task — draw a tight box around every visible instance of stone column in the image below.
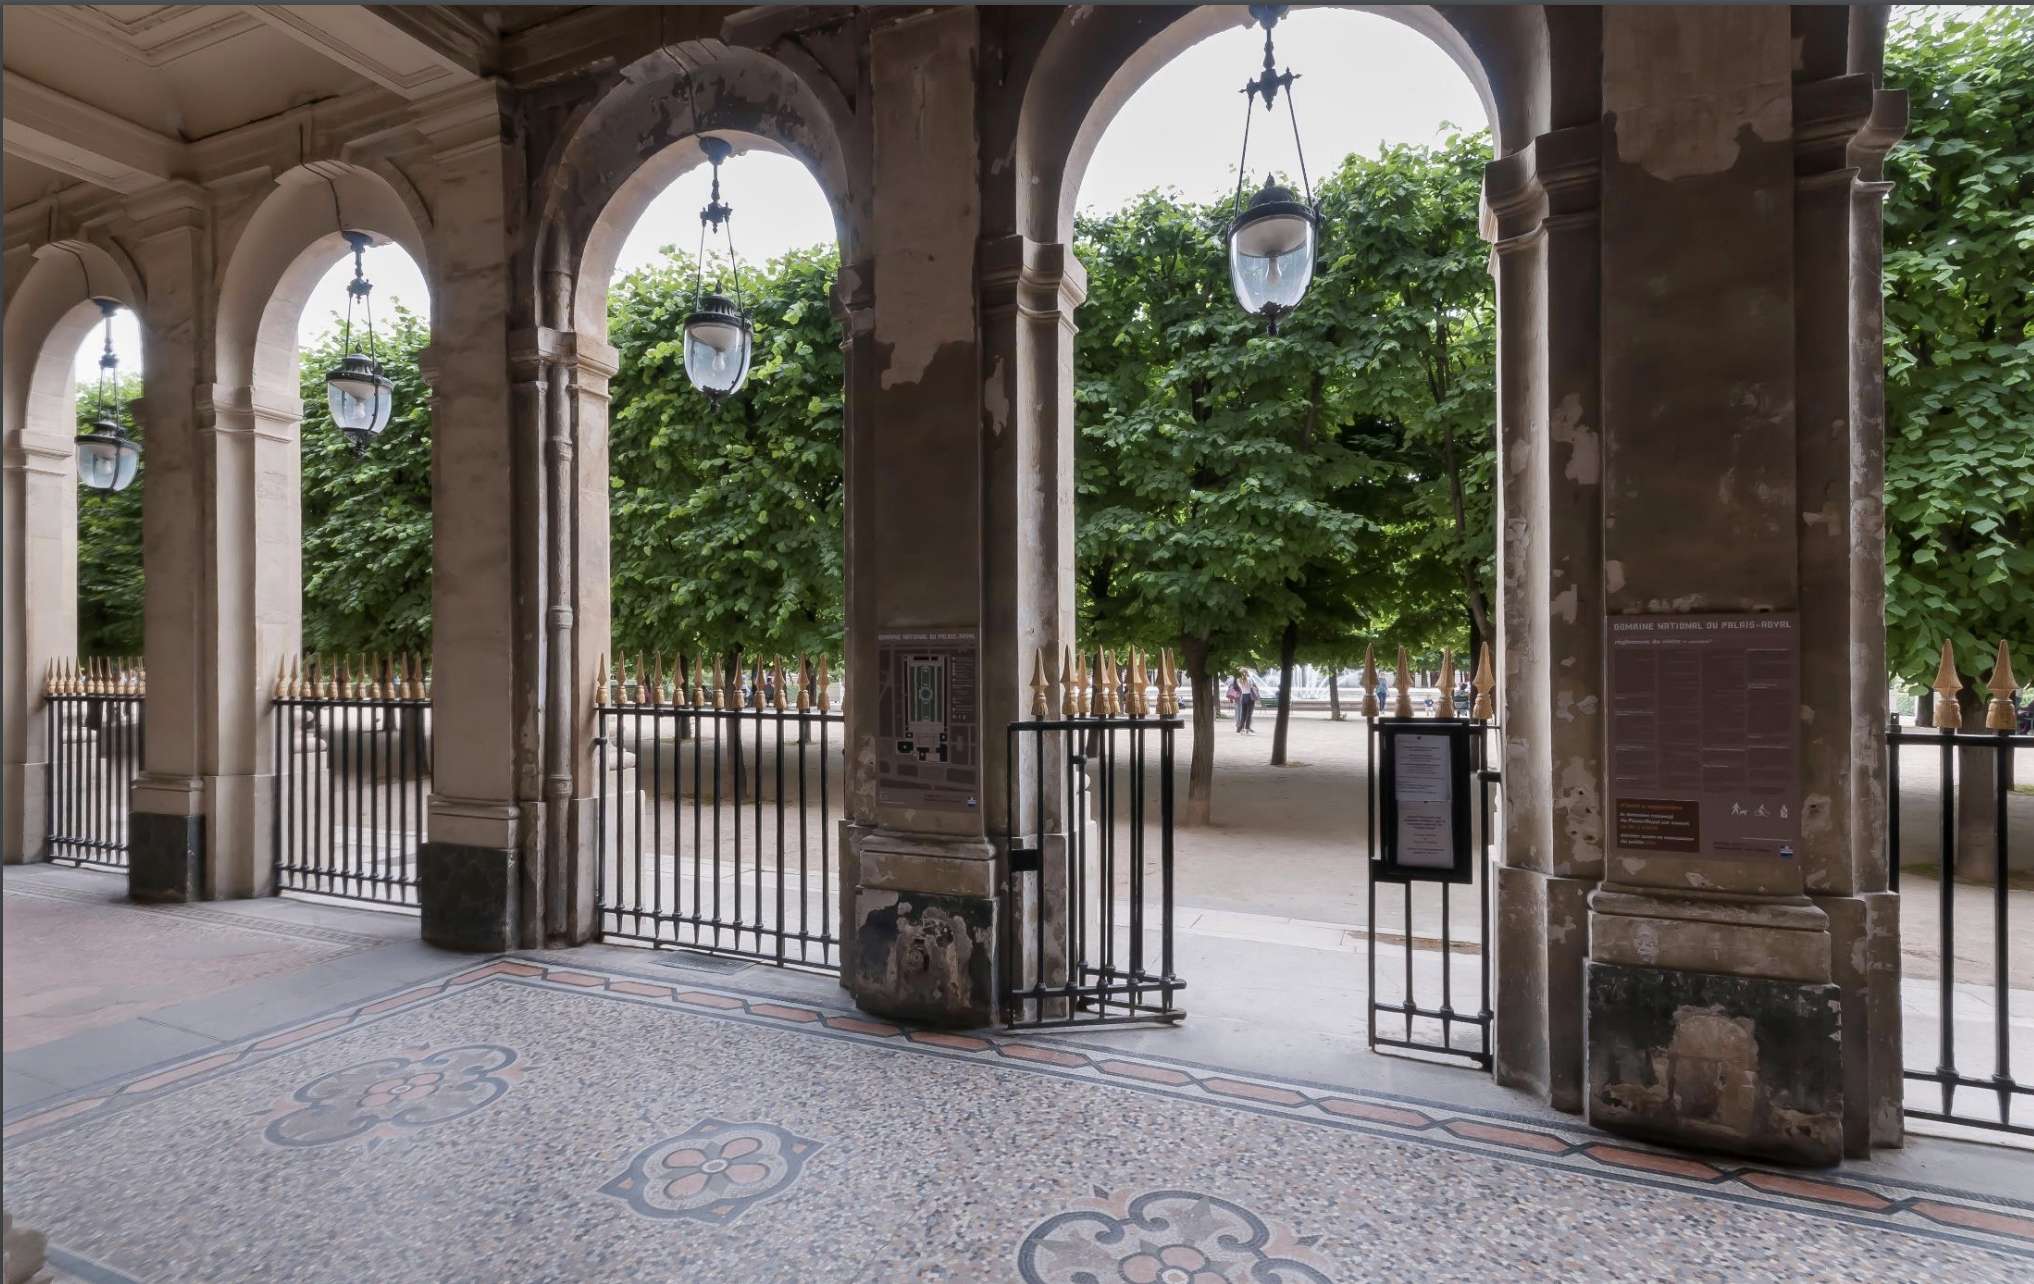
[840,8,1008,1025]
[978,235,1084,1015]
[127,183,214,900]
[1578,8,1904,1163]
[1487,124,1605,1113]
[413,88,536,951]
[1,372,75,864]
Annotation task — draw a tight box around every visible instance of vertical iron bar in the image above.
[713,699,724,949]
[775,707,786,963]
[654,706,665,943]
[1366,717,1377,1051]
[1034,719,1046,1014]
[633,703,645,937]
[1129,719,1145,1010]
[1995,735,2012,1125]
[798,704,810,963]
[753,702,763,955]
[1888,718,1902,893]
[1099,719,1114,1012]
[820,707,832,961]
[596,712,608,927]
[272,699,282,890]
[692,701,704,946]
[1160,719,1176,1012]
[1938,728,1957,1116]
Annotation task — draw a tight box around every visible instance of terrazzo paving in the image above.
[6,952,2032,1283]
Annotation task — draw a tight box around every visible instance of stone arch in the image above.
[2,239,146,862]
[206,161,434,893]
[535,42,858,340]
[1011,4,1544,246]
[516,40,863,947]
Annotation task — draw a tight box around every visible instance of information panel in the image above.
[1375,720,1475,885]
[876,629,979,811]
[1607,612,1799,860]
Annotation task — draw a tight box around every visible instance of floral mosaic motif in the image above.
[263,1045,518,1148]
[1018,1188,1334,1284]
[600,1119,821,1225]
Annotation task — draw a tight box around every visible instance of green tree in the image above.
[1075,189,1378,817]
[606,246,845,678]
[75,371,145,656]
[1882,6,2034,700]
[296,305,435,654]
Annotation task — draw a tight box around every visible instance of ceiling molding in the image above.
[248,6,481,101]
[35,5,264,69]
[1,70,188,194]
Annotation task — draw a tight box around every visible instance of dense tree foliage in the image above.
[1881,6,2034,691]
[296,306,435,654]
[607,247,844,671]
[1074,135,1494,807]
[75,373,145,656]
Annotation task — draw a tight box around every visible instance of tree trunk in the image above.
[1954,680,1998,882]
[723,649,745,804]
[1328,666,1343,720]
[1270,619,1299,766]
[1183,635,1215,826]
[1917,688,1934,728]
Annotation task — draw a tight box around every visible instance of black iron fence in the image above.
[1889,651,2030,1136]
[594,655,841,970]
[1005,649,1184,1028]
[1362,721,1498,1069]
[270,655,427,907]
[44,659,144,869]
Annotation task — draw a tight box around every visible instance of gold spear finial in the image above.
[1437,649,1458,719]
[1361,644,1379,719]
[1394,646,1414,719]
[1472,644,1496,721]
[595,654,608,705]
[796,657,813,712]
[41,660,53,697]
[1029,648,1050,719]
[1930,640,1964,730]
[1158,649,1179,717]
[274,655,288,698]
[288,654,301,699]
[1986,640,2019,732]
[773,659,789,712]
[815,655,831,711]
[654,652,670,708]
[408,652,423,700]
[689,656,704,707]
[751,658,765,711]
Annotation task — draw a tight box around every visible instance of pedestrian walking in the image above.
[1236,671,1260,734]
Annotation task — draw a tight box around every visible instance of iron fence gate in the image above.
[594,658,841,970]
[1004,651,1184,1028]
[271,656,427,908]
[1890,712,2030,1137]
[44,659,144,869]
[1362,713,1498,1069]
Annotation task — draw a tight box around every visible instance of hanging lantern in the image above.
[75,298,140,492]
[1225,5,1320,335]
[682,136,753,406]
[322,230,394,451]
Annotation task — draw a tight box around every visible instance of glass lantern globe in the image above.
[683,293,753,403]
[75,420,140,492]
[323,352,395,450]
[1227,178,1319,332]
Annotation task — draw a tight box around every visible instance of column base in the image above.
[418,841,519,952]
[128,812,205,902]
[1586,960,1843,1165]
[846,829,998,1027]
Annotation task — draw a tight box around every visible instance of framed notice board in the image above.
[1374,719,1475,885]
[1606,611,1799,860]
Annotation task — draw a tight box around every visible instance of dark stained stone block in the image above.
[850,889,996,1028]
[1586,960,1843,1165]
[128,812,204,903]
[419,842,519,952]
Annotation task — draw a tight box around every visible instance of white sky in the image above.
[75,9,1480,381]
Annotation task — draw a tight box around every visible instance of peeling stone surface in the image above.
[1587,961,1842,1165]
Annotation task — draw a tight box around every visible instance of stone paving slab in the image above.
[5,955,2030,1282]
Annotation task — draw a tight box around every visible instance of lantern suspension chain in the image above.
[94,297,118,420]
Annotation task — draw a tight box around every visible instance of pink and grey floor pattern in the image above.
[5,950,2031,1282]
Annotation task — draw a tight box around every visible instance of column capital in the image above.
[978,235,1087,324]
[1792,75,1907,182]
[123,180,211,241]
[410,79,508,163]
[1484,123,1601,249]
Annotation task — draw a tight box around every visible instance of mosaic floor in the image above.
[6,936,2032,1282]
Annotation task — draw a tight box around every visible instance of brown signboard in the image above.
[1607,612,1799,860]
[876,629,979,811]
